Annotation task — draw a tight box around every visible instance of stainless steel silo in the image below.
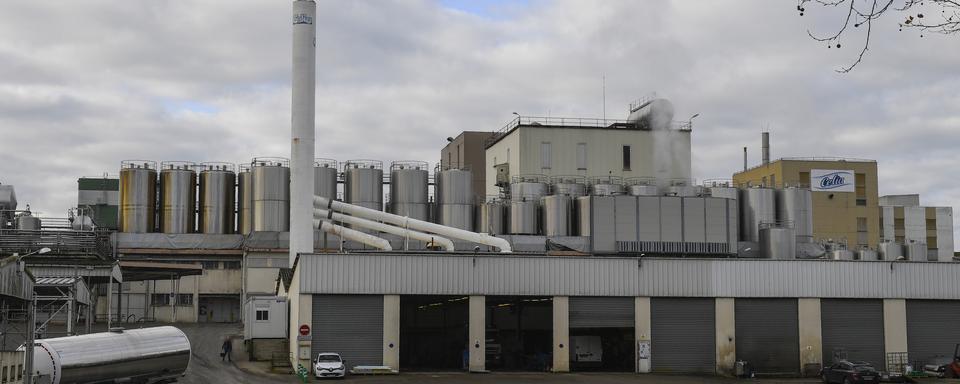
[15,211,41,230]
[831,249,855,260]
[480,199,508,235]
[541,195,572,236]
[627,177,659,196]
[119,160,157,233]
[740,187,776,243]
[437,167,474,230]
[759,226,796,259]
[777,187,814,243]
[344,160,383,211]
[510,199,539,235]
[510,175,549,201]
[252,157,290,232]
[314,158,338,201]
[237,164,254,234]
[904,241,927,261]
[159,161,197,234]
[857,249,879,261]
[550,176,587,197]
[879,241,903,261]
[589,176,625,196]
[389,161,429,221]
[198,162,236,234]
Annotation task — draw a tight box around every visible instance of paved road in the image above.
[175,322,291,384]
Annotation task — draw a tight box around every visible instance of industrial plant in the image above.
[0,0,958,383]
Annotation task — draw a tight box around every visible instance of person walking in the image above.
[221,338,233,362]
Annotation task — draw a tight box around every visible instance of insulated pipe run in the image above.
[314,220,393,251]
[313,196,512,252]
[314,209,456,252]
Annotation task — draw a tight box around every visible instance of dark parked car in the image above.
[820,361,880,384]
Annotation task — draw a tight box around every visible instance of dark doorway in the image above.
[400,295,469,371]
[485,296,553,371]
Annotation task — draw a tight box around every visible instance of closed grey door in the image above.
[907,300,960,366]
[821,299,885,369]
[651,298,715,374]
[569,297,634,328]
[735,298,799,375]
[313,295,384,369]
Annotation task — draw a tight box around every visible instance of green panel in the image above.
[92,205,119,229]
[78,178,119,191]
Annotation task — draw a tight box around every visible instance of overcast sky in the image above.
[0,0,957,249]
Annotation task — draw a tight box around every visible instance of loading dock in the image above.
[735,298,800,375]
[651,297,715,374]
[312,295,384,369]
[906,300,960,367]
[399,295,469,371]
[568,297,635,372]
[821,299,885,368]
[485,296,552,371]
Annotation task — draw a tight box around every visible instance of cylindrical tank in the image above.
[666,185,700,197]
[759,226,796,259]
[70,215,95,231]
[708,186,739,200]
[550,176,587,197]
[198,162,236,234]
[26,326,191,384]
[831,250,855,261]
[159,161,197,234]
[119,160,157,233]
[541,195,572,236]
[590,176,625,196]
[879,241,903,261]
[777,187,814,243]
[510,199,539,235]
[252,157,290,232]
[627,97,675,130]
[436,167,474,230]
[905,241,928,261]
[511,175,549,201]
[16,211,41,230]
[237,164,254,234]
[577,196,591,236]
[479,200,508,235]
[627,178,659,196]
[344,160,383,211]
[740,187,776,243]
[314,158,338,201]
[389,161,429,221]
[857,249,879,261]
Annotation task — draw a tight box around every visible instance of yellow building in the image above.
[733,158,879,249]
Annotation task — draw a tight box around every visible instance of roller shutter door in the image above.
[312,295,383,369]
[651,298,715,373]
[569,297,634,328]
[735,298,799,375]
[907,300,960,366]
[821,299,885,368]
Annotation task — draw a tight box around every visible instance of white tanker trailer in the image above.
[22,326,191,384]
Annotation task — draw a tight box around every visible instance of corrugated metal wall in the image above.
[735,298,799,375]
[820,299,885,369]
[906,300,960,365]
[569,297,634,328]
[298,254,960,300]
[651,298,715,373]
[312,295,383,369]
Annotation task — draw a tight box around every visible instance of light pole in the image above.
[17,247,50,384]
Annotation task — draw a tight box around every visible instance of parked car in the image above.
[314,352,346,379]
[820,361,880,384]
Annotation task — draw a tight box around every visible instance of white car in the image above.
[314,352,346,379]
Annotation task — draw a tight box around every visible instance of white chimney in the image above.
[290,0,316,267]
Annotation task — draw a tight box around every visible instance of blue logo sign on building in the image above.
[810,169,855,192]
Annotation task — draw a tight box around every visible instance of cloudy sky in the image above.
[0,0,957,249]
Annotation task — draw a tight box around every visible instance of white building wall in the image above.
[245,296,288,339]
[881,206,896,242]
[485,130,521,198]
[903,206,927,244]
[936,207,955,261]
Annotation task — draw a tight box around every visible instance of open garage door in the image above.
[312,295,383,369]
[400,296,469,371]
[485,296,552,371]
[735,298,799,375]
[907,300,960,367]
[651,297,715,374]
[821,299,885,369]
[569,297,635,372]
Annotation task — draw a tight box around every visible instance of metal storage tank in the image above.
[198,162,236,234]
[344,160,383,211]
[314,158,338,201]
[480,199,508,235]
[511,175,549,201]
[159,161,197,234]
[510,199,539,235]
[627,177,659,196]
[15,210,40,230]
[389,160,429,221]
[436,167,474,230]
[541,195,573,236]
[119,160,157,233]
[550,176,587,197]
[740,187,776,243]
[590,176,625,196]
[577,196,591,236]
[857,249,879,261]
[831,249,855,261]
[777,187,814,243]
[237,164,254,234]
[759,226,796,259]
[665,180,700,197]
[904,241,927,261]
[252,157,290,232]
[878,241,903,261]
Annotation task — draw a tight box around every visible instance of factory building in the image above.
[77,176,119,230]
[879,194,955,262]
[440,131,493,201]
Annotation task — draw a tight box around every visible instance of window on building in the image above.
[770,174,777,188]
[927,236,938,249]
[201,261,220,270]
[447,151,451,168]
[3,366,8,383]
[926,218,936,230]
[223,261,241,270]
[151,294,170,306]
[17,364,22,380]
[576,143,587,170]
[540,142,551,169]
[457,144,461,167]
[121,282,131,292]
[622,146,631,170]
[799,172,810,187]
[256,308,269,321]
[177,294,193,306]
[857,217,869,248]
[894,218,905,229]
[855,173,867,206]
[856,217,868,232]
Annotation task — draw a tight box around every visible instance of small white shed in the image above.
[243,295,288,340]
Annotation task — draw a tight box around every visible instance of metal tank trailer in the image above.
[25,326,191,384]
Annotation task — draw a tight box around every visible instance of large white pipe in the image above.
[315,220,393,251]
[314,209,456,251]
[313,196,512,252]
[289,0,317,267]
